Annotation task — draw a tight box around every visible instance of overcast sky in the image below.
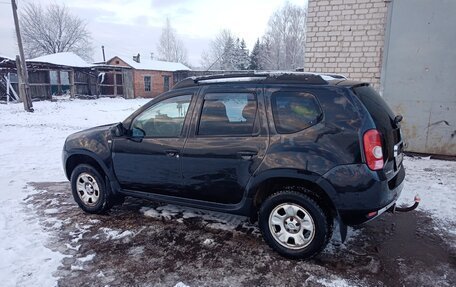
[0,0,307,66]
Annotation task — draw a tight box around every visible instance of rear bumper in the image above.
[322,163,405,225]
[338,179,403,225]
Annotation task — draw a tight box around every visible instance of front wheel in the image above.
[70,164,115,214]
[258,191,331,259]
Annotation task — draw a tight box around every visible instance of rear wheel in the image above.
[258,190,331,259]
[70,164,115,214]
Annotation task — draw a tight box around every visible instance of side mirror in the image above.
[131,127,146,142]
[110,122,124,137]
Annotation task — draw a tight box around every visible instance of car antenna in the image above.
[205,48,231,72]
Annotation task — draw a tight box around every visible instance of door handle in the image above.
[165,149,179,158]
[237,151,257,160]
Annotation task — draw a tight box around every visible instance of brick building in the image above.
[107,55,190,98]
[305,0,388,89]
[305,0,456,156]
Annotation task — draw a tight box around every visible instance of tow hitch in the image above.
[389,195,421,213]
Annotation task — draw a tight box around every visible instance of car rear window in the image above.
[271,91,322,134]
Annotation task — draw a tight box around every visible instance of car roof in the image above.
[172,72,368,90]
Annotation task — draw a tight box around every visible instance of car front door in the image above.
[112,94,194,194]
[181,85,269,204]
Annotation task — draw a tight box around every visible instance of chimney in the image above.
[133,53,140,63]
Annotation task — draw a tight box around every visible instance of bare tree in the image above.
[258,36,273,70]
[200,29,233,70]
[201,29,248,70]
[157,18,188,64]
[20,3,93,61]
[262,2,307,70]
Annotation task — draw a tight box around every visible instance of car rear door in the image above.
[180,85,269,204]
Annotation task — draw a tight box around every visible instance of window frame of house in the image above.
[144,75,151,92]
[163,75,170,92]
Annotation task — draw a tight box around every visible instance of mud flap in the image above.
[338,217,347,242]
[250,211,258,224]
[107,176,125,205]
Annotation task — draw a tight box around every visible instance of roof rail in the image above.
[172,71,337,89]
[319,73,347,80]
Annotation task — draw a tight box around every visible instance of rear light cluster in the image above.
[363,129,384,170]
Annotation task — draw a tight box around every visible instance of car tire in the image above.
[70,164,115,214]
[258,190,331,259]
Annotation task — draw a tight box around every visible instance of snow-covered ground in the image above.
[0,99,455,286]
[0,98,148,286]
[398,156,456,238]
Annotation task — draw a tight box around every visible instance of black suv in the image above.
[63,73,405,259]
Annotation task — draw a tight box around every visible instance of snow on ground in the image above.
[0,98,148,286]
[0,98,455,286]
[398,156,456,237]
[140,204,258,232]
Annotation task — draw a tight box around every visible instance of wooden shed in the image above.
[0,52,134,101]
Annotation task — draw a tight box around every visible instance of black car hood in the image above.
[64,123,117,153]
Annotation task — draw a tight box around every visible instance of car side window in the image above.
[198,93,258,136]
[132,95,192,137]
[271,91,322,134]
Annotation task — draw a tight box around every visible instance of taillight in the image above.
[363,129,384,170]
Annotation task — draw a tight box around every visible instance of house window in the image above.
[163,75,170,92]
[115,60,120,64]
[144,76,151,92]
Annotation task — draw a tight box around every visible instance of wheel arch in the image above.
[247,169,339,219]
[64,150,112,182]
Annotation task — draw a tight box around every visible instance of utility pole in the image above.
[6,73,10,104]
[11,0,33,112]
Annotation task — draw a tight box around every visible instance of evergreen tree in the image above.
[220,35,236,70]
[236,39,250,70]
[249,39,261,70]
